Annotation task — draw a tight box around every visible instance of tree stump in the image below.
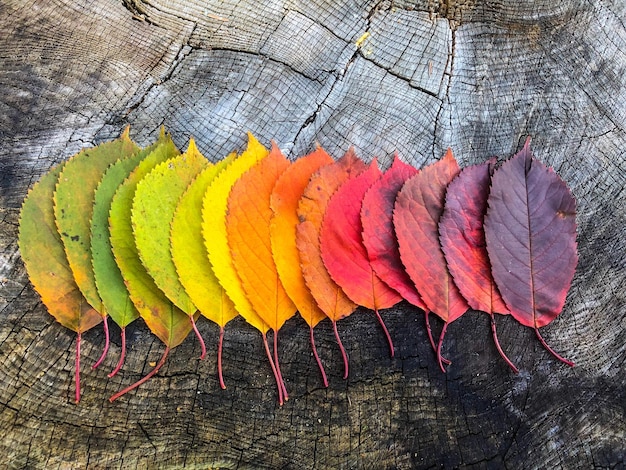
[1,0,624,467]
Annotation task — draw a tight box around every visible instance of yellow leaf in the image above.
[202,133,269,333]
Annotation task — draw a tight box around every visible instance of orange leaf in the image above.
[296,148,367,378]
[227,143,295,404]
[269,147,333,386]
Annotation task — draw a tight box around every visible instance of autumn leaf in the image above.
[19,162,101,403]
[201,133,269,334]
[297,149,366,379]
[227,143,296,404]
[361,156,425,309]
[360,156,447,361]
[269,147,333,386]
[439,159,518,372]
[54,127,140,368]
[320,159,401,358]
[394,149,469,372]
[171,152,236,389]
[132,139,208,356]
[484,138,577,366]
[91,135,162,376]
[108,134,193,402]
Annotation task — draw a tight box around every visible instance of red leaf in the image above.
[484,138,577,366]
[320,159,402,357]
[361,156,426,310]
[439,159,518,372]
[394,149,469,371]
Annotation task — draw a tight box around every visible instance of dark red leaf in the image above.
[484,138,577,366]
[394,149,469,371]
[439,159,518,372]
[320,159,402,357]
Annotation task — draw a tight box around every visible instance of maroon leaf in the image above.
[484,138,578,366]
[394,149,469,371]
[439,159,518,372]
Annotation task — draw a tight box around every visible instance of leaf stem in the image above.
[75,331,81,404]
[218,326,226,389]
[436,322,449,373]
[374,308,394,357]
[92,315,110,369]
[489,314,519,373]
[310,326,328,387]
[190,315,206,360]
[534,327,574,367]
[425,312,451,365]
[108,327,126,378]
[109,346,170,402]
[332,320,349,380]
[262,332,283,406]
[273,330,289,401]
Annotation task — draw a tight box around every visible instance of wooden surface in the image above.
[1,0,625,468]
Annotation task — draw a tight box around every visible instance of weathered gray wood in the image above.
[1,0,625,468]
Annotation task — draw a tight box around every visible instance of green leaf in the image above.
[91,131,168,333]
[54,127,140,314]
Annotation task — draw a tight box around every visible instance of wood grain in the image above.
[1,0,624,467]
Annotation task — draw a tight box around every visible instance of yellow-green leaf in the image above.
[171,152,236,388]
[108,134,191,348]
[171,153,237,326]
[132,139,208,315]
[91,132,166,376]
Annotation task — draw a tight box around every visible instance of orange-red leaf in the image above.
[297,148,367,379]
[361,155,426,310]
[297,149,366,321]
[269,147,333,386]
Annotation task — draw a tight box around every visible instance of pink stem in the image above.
[425,311,451,365]
[108,327,127,378]
[534,327,575,367]
[109,346,170,402]
[436,322,449,373]
[374,308,394,357]
[332,320,349,380]
[262,332,283,406]
[75,331,82,404]
[310,326,328,387]
[190,315,206,360]
[218,326,226,389]
[92,315,110,369]
[273,330,289,401]
[489,314,519,373]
